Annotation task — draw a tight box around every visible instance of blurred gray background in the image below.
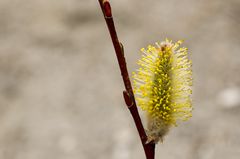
[0,0,240,159]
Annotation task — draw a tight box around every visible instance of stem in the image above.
[98,1,155,159]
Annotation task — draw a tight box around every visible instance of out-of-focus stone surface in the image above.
[0,0,240,159]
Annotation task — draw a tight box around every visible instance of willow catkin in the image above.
[132,39,193,144]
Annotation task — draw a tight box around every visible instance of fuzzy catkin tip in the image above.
[132,39,193,144]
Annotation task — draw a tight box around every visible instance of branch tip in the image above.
[99,0,112,17]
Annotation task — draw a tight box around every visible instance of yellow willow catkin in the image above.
[132,39,193,144]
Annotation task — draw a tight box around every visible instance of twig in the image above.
[98,1,155,159]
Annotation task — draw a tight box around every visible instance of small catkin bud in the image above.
[132,39,193,144]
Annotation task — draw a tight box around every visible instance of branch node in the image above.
[123,91,134,108]
[119,42,124,56]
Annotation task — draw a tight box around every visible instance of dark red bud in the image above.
[103,1,112,17]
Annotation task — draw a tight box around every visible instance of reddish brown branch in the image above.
[98,0,155,159]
